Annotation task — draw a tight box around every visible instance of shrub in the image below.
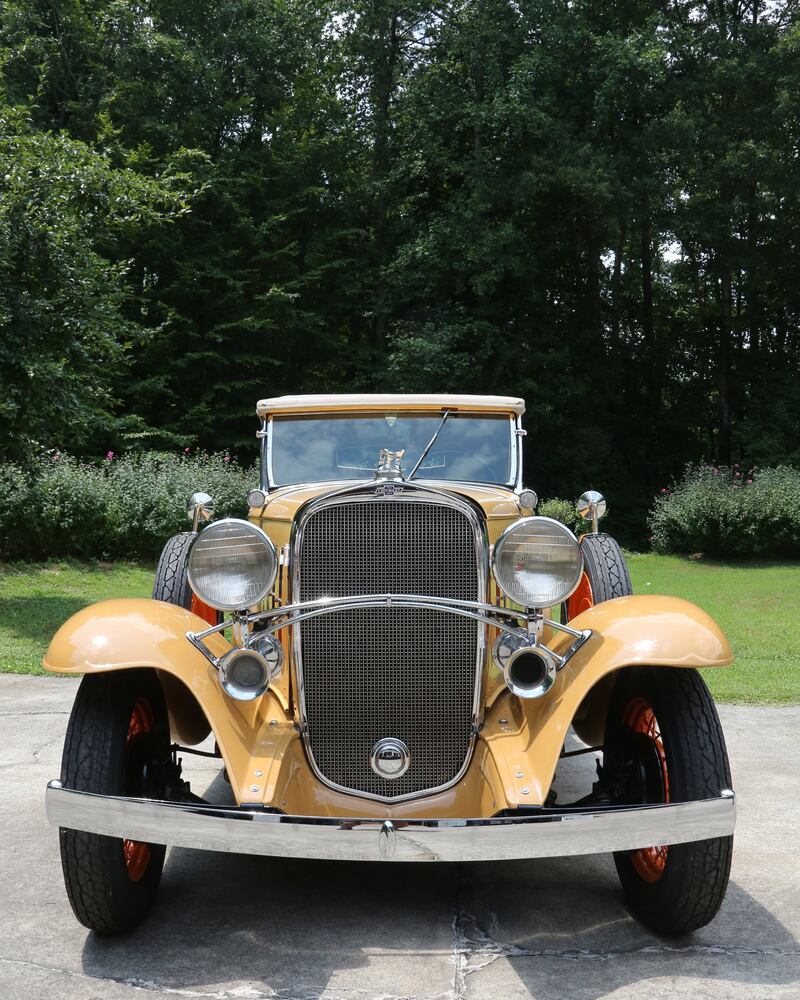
[648,464,800,557]
[538,498,585,536]
[0,451,253,561]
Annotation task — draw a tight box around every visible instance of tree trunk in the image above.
[370,12,400,352]
[717,267,734,464]
[640,202,657,413]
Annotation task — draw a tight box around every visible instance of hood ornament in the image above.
[374,449,405,481]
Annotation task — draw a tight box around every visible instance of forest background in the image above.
[2,0,799,542]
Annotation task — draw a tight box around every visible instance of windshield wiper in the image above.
[407,411,451,480]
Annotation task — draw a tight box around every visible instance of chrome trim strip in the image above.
[187,597,592,674]
[257,416,269,493]
[46,782,736,864]
[263,413,518,490]
[193,594,585,636]
[290,484,489,804]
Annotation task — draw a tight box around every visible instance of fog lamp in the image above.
[219,648,271,701]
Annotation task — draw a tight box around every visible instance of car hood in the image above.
[250,480,523,548]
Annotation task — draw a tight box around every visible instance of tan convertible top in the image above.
[256,393,525,418]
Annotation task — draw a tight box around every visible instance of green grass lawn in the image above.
[1,556,797,703]
[627,554,799,704]
[0,562,153,676]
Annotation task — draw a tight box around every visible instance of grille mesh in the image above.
[296,497,480,799]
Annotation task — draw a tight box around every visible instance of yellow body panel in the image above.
[43,590,731,816]
[252,481,522,542]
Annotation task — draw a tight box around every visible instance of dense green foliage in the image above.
[536,498,584,535]
[649,463,800,557]
[0,452,252,560]
[2,2,799,541]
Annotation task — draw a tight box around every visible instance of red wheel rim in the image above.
[123,697,154,882]
[565,571,593,621]
[624,697,670,882]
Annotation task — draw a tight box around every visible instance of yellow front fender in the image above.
[43,594,733,818]
[481,594,733,807]
[43,599,293,805]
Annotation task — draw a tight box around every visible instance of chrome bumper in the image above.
[46,781,735,862]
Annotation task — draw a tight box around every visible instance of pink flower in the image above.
[660,488,667,494]
[224,454,231,464]
[735,471,741,477]
[183,447,190,455]
[746,478,753,484]
[105,451,114,461]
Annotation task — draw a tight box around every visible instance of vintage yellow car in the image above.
[44,394,735,935]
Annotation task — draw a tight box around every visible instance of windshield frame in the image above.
[259,410,522,491]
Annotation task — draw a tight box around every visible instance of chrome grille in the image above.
[295,495,481,800]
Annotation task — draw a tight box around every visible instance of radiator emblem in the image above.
[370,738,411,780]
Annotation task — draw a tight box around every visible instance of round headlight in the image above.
[493,516,583,608]
[187,518,277,611]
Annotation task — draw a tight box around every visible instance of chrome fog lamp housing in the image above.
[492,516,583,608]
[492,629,530,672]
[219,647,271,701]
[504,644,559,700]
[247,632,284,679]
[493,629,558,700]
[187,518,277,611]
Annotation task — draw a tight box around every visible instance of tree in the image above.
[0,109,189,459]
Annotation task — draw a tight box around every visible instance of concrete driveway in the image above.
[1,674,798,1000]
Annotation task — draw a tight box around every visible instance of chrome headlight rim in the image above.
[492,515,584,609]
[187,517,278,612]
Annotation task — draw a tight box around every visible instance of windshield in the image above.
[269,413,513,486]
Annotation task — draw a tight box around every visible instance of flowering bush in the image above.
[648,464,800,557]
[0,452,253,560]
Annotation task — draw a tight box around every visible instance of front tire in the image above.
[563,532,632,622]
[59,670,169,933]
[604,666,733,935]
[152,532,195,609]
[154,531,219,625]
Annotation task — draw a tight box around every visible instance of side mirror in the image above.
[187,492,215,532]
[577,490,606,534]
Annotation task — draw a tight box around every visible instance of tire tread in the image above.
[152,532,194,609]
[59,671,167,933]
[608,666,733,935]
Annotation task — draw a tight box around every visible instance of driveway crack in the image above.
[455,912,800,967]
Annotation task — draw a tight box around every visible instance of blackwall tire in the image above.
[58,670,169,934]
[563,532,632,621]
[604,666,733,935]
[580,533,632,601]
[152,532,195,609]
